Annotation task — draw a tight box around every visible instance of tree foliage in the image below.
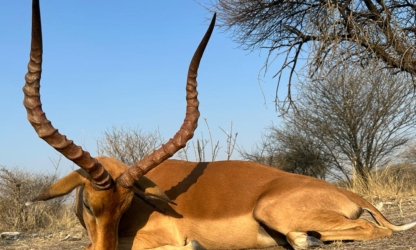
[211,0,416,108]
[240,125,331,179]
[242,62,416,185]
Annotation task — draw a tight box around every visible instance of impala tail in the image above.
[364,208,416,231]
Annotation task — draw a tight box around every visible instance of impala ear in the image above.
[26,169,88,206]
[133,176,176,206]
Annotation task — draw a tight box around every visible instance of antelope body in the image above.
[23,1,416,250]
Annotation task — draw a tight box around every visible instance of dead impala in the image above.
[23,1,416,249]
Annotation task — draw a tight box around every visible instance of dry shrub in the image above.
[0,166,78,232]
[97,125,163,165]
[338,163,416,198]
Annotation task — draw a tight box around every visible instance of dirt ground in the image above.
[1,196,415,250]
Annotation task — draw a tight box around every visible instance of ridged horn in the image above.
[118,14,216,188]
[23,0,112,190]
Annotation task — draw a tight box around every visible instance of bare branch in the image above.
[210,0,416,110]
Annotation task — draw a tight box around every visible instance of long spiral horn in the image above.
[23,0,112,190]
[118,14,216,188]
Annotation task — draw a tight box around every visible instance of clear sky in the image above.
[0,1,283,176]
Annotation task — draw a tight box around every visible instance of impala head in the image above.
[23,0,215,249]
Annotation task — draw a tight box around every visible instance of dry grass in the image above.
[0,165,87,249]
[0,203,87,249]
[337,163,416,200]
[0,218,89,250]
[0,166,79,233]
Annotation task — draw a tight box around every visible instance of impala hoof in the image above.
[286,232,323,249]
[190,240,205,250]
[306,236,323,247]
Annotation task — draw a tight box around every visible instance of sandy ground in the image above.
[1,196,415,250]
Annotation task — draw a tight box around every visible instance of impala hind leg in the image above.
[254,198,392,249]
[315,218,392,241]
[285,218,392,249]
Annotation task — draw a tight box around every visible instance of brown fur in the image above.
[34,157,415,249]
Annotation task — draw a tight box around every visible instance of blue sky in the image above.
[0,1,283,175]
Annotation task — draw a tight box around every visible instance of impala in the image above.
[23,1,415,250]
